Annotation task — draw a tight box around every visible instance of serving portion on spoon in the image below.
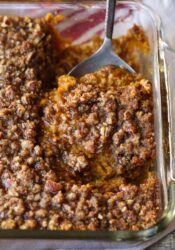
[69,0,135,77]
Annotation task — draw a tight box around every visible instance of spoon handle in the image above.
[105,0,117,39]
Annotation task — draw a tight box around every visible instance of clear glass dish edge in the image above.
[0,1,173,241]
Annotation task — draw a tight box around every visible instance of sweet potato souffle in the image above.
[0,14,160,231]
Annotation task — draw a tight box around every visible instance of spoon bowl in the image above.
[69,0,135,77]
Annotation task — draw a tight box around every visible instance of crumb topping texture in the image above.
[0,16,160,231]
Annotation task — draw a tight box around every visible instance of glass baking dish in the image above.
[0,0,174,242]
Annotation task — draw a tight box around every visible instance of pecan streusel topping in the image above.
[0,15,160,231]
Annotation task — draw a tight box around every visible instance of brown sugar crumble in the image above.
[41,67,155,179]
[0,15,160,231]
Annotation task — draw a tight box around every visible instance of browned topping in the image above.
[41,66,155,179]
[0,15,160,231]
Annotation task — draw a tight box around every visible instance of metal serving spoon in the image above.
[69,0,135,77]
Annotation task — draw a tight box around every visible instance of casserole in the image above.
[0,0,174,241]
